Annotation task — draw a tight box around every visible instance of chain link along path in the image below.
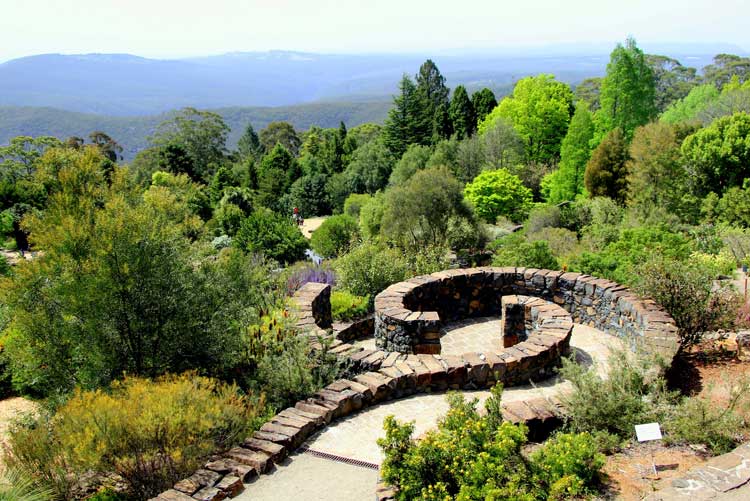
[150,267,680,501]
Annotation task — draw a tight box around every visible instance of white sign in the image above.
[635,423,663,442]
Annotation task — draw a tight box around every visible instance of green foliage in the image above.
[661,84,720,124]
[681,112,750,196]
[359,192,386,240]
[464,169,533,223]
[448,85,475,139]
[584,128,630,203]
[479,74,574,164]
[310,214,358,258]
[480,118,524,172]
[416,60,451,142]
[381,166,474,249]
[626,122,688,220]
[6,374,262,500]
[259,121,301,156]
[236,122,263,160]
[334,242,409,300]
[383,75,431,157]
[491,233,559,269]
[543,102,594,203]
[597,38,657,139]
[378,388,605,501]
[559,351,676,439]
[703,54,750,88]
[647,54,699,113]
[234,208,308,264]
[345,141,396,194]
[632,255,739,349]
[389,143,432,185]
[149,107,229,181]
[343,193,372,219]
[256,143,300,209]
[0,468,52,501]
[471,88,498,125]
[287,172,331,218]
[330,290,370,321]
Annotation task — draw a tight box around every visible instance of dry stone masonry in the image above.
[151,269,679,501]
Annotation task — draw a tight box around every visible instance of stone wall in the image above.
[291,282,332,335]
[374,267,679,360]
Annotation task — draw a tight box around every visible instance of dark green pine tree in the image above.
[237,123,263,160]
[383,75,431,158]
[433,102,453,142]
[449,85,476,139]
[471,88,498,124]
[256,143,299,209]
[416,59,451,142]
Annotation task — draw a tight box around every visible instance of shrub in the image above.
[0,468,52,501]
[0,254,9,277]
[464,168,533,223]
[359,192,386,240]
[632,256,739,349]
[330,290,370,321]
[528,227,579,261]
[378,386,605,500]
[343,193,372,219]
[310,215,358,258]
[559,350,677,440]
[526,204,562,233]
[234,208,308,264]
[491,233,559,269]
[6,374,263,500]
[335,242,409,300]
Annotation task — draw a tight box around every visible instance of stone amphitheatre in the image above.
[150,267,680,501]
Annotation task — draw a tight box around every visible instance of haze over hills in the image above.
[0,43,745,160]
[0,44,742,116]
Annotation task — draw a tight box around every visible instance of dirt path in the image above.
[300,217,327,239]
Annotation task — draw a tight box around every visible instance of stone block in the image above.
[204,459,256,482]
[157,489,196,501]
[192,487,226,501]
[242,437,286,463]
[174,469,221,495]
[215,475,243,497]
[223,447,271,473]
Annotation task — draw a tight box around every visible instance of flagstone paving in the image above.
[240,321,624,501]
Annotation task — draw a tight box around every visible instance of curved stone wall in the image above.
[374,267,680,360]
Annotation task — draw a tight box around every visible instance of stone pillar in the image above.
[501,295,525,348]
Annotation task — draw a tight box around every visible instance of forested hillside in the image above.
[0,101,391,160]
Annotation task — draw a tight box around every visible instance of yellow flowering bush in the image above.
[6,373,264,500]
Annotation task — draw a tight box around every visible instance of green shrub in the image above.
[526,204,562,233]
[234,208,308,264]
[378,386,605,500]
[559,350,677,440]
[632,255,739,349]
[343,193,373,219]
[310,215,358,258]
[331,290,370,321]
[0,254,10,277]
[491,234,559,269]
[6,374,263,500]
[359,192,386,240]
[335,242,409,300]
[464,168,534,223]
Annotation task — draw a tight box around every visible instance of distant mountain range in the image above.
[0,102,392,160]
[0,44,742,116]
[0,43,745,160]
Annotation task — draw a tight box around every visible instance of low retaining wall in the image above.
[374,267,679,359]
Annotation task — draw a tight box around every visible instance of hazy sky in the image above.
[1,0,748,62]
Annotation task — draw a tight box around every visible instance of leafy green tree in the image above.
[347,123,382,147]
[597,38,657,139]
[646,55,698,113]
[256,144,300,209]
[626,122,687,220]
[234,208,307,264]
[416,59,450,141]
[287,172,331,217]
[584,128,630,203]
[480,118,523,172]
[334,242,409,300]
[383,75,431,157]
[464,169,533,223]
[697,77,750,125]
[343,193,372,219]
[156,143,197,180]
[492,234,560,269]
[345,141,395,194]
[575,78,602,111]
[389,143,432,185]
[542,102,595,203]
[150,107,229,181]
[88,131,123,162]
[479,74,574,164]
[471,88,498,124]
[208,165,237,204]
[681,112,750,195]
[448,85,476,139]
[703,54,750,88]
[381,166,474,249]
[310,214,358,257]
[661,84,720,124]
[260,121,301,156]
[237,123,263,160]
[454,136,486,184]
